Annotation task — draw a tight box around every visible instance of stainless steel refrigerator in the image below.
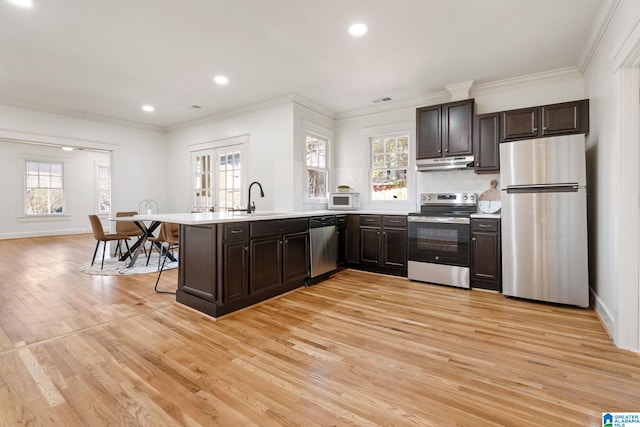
[500,134,589,307]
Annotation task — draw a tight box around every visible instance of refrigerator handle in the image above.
[506,183,581,194]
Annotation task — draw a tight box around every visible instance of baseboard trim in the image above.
[0,228,91,240]
[592,288,615,343]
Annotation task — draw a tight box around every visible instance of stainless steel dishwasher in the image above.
[308,215,337,281]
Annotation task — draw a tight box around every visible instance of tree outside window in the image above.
[370,134,409,201]
[306,134,328,199]
[97,165,111,214]
[26,160,64,214]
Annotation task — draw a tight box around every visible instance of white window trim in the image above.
[302,121,333,204]
[362,121,415,210]
[20,155,69,218]
[188,135,249,211]
[95,160,111,215]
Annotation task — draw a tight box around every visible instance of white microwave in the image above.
[328,192,360,210]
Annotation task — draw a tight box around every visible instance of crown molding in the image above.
[470,67,583,96]
[0,97,165,133]
[445,80,474,101]
[612,2,640,68]
[336,91,450,121]
[0,127,120,152]
[578,0,622,73]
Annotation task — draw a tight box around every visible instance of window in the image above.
[192,144,245,212]
[25,160,64,214]
[97,164,111,214]
[217,149,243,211]
[370,133,409,201]
[306,134,328,199]
[193,149,214,211]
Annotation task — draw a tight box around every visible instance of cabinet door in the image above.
[382,227,407,269]
[222,240,249,303]
[337,225,347,265]
[474,113,500,172]
[502,107,540,141]
[282,232,309,285]
[180,224,217,302]
[442,99,473,156]
[541,101,584,136]
[360,227,382,265]
[416,105,442,159]
[250,236,282,294]
[471,231,500,282]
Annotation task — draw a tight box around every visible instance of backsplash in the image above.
[416,169,501,196]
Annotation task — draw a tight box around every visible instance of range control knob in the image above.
[469,194,475,200]
[463,195,468,200]
[426,196,431,201]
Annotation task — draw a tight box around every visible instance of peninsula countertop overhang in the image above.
[134,210,413,225]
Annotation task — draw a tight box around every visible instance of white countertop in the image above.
[134,210,412,225]
[471,212,501,219]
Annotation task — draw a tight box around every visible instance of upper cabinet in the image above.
[474,112,500,173]
[416,99,474,159]
[501,99,589,142]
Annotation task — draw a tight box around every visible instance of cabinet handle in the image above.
[533,127,538,132]
[284,239,288,244]
[438,150,441,153]
[444,148,448,152]
[279,240,283,245]
[472,237,476,241]
[477,223,492,228]
[230,229,243,234]
[389,220,399,223]
[244,246,249,251]
[543,126,548,131]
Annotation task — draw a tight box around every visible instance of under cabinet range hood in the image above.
[416,155,475,172]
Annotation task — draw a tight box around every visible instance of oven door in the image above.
[407,216,470,267]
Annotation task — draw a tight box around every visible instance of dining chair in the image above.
[150,222,179,294]
[88,215,131,270]
[146,222,179,270]
[114,211,146,257]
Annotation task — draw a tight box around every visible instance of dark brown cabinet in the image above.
[219,223,249,303]
[501,99,589,142]
[177,217,309,319]
[336,215,348,266]
[359,215,407,274]
[178,224,217,302]
[474,112,500,172]
[250,219,309,294]
[416,99,474,159]
[470,218,501,291]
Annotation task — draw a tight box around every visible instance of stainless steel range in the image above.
[407,192,477,288]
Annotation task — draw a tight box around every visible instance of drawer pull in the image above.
[477,223,492,228]
[230,229,243,234]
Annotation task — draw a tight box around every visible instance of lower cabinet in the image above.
[470,218,501,291]
[219,223,249,303]
[358,215,407,275]
[336,215,348,266]
[177,218,309,318]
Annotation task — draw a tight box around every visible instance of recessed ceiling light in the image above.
[61,146,74,152]
[349,23,367,36]
[214,75,229,85]
[7,0,33,8]
[142,105,155,112]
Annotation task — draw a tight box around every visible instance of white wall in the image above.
[165,102,295,213]
[334,71,586,212]
[582,0,640,351]
[0,104,167,238]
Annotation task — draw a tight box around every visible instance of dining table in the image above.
[108,216,176,268]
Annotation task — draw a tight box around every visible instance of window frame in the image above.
[189,135,248,212]
[368,131,410,203]
[24,159,67,216]
[95,161,111,215]
[303,121,333,204]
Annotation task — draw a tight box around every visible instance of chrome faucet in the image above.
[247,181,264,213]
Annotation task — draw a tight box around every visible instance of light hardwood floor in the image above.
[0,234,638,426]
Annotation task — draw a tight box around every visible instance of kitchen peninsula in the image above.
[139,210,409,318]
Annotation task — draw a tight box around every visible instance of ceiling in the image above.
[0,0,602,130]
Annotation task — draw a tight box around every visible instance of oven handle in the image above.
[407,216,470,225]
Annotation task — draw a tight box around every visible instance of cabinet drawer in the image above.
[251,218,308,237]
[382,215,407,228]
[471,219,499,232]
[336,215,348,226]
[222,223,249,241]
[360,215,381,226]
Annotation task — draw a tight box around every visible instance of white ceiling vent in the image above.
[372,97,393,103]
